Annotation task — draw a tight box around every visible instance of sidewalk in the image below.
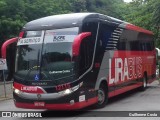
[0,81,13,101]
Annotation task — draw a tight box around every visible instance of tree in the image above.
[1,0,159,46]
[0,0,26,41]
[153,1,160,47]
[71,0,87,12]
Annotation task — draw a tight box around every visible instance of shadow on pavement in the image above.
[40,88,142,117]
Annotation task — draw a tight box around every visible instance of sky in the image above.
[124,0,132,3]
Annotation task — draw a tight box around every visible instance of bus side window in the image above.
[97,23,116,52]
[140,42,145,51]
[118,29,129,50]
[117,40,127,50]
[138,33,154,51]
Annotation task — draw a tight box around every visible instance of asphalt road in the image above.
[0,80,160,120]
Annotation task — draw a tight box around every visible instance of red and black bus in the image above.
[12,13,156,110]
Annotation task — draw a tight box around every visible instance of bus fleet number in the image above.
[55,83,71,91]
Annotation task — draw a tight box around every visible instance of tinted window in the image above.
[138,33,154,51]
[97,23,116,51]
[118,29,154,51]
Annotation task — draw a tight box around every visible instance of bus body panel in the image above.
[13,13,156,110]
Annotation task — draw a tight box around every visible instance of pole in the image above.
[2,70,6,98]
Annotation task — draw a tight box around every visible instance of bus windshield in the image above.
[15,27,79,84]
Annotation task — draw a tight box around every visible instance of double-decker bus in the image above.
[11,13,156,110]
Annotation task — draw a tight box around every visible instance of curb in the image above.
[0,81,13,85]
[0,97,12,101]
[0,96,13,101]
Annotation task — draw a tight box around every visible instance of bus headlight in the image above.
[58,89,72,96]
[14,89,21,94]
[64,89,72,94]
[58,82,82,96]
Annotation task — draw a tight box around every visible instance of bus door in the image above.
[96,22,118,96]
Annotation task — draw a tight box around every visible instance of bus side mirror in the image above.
[72,32,91,57]
[1,37,18,81]
[1,37,18,59]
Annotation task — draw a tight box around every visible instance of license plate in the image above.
[34,102,45,107]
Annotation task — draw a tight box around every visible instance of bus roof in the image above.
[23,13,153,35]
[23,13,99,30]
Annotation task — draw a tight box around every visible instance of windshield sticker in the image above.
[17,37,42,45]
[49,70,71,74]
[53,36,65,42]
[44,34,77,43]
[44,27,78,43]
[17,31,44,46]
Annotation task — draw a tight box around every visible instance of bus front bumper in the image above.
[14,97,98,110]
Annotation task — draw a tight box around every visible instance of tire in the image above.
[95,83,108,109]
[139,74,147,91]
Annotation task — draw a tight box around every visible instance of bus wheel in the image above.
[140,75,147,91]
[95,84,108,108]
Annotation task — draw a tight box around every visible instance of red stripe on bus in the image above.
[126,24,153,35]
[15,97,98,110]
[14,82,45,94]
[108,82,143,98]
[108,78,142,87]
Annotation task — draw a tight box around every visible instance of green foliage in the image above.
[122,0,160,47]
[0,0,160,48]
[153,0,160,47]
[71,0,87,12]
[0,0,126,41]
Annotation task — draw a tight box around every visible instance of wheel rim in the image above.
[98,89,105,105]
[143,77,147,88]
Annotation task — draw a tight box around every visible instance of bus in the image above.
[11,13,156,110]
